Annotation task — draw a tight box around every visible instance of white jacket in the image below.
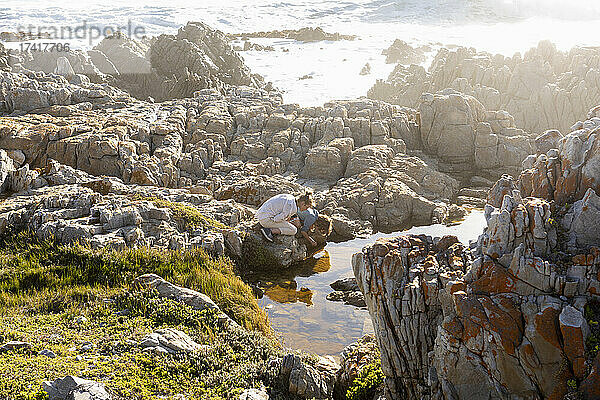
[256,194,298,223]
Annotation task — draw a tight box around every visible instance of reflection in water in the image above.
[258,210,486,356]
[261,251,331,306]
[265,283,314,306]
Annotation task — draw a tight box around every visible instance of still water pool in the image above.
[257,209,486,356]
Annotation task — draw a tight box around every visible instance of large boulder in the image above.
[345,145,394,177]
[562,188,600,250]
[419,90,533,176]
[303,146,345,181]
[419,90,486,168]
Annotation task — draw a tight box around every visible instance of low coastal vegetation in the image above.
[143,197,229,231]
[346,359,384,400]
[0,230,280,399]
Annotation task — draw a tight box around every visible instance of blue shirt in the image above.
[297,208,319,232]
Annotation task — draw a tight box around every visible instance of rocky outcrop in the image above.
[229,27,356,42]
[419,90,534,176]
[0,43,10,72]
[0,179,232,253]
[382,39,427,65]
[0,69,131,113]
[327,277,366,307]
[0,65,468,241]
[148,22,264,99]
[353,106,600,399]
[519,106,600,205]
[370,40,600,135]
[11,22,268,102]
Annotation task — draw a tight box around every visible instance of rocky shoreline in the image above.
[353,107,600,399]
[1,18,600,400]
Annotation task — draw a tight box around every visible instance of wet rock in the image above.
[326,290,366,308]
[382,39,427,65]
[327,278,366,307]
[330,277,359,292]
[329,213,373,239]
[230,27,356,42]
[360,63,371,76]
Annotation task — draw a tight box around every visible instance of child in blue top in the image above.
[292,202,319,247]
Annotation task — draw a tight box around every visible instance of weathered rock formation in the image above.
[382,39,427,65]
[10,22,267,102]
[370,40,600,135]
[0,69,131,113]
[0,43,10,72]
[418,89,535,176]
[353,106,600,399]
[0,63,473,243]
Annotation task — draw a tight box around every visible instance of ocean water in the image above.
[2,0,600,105]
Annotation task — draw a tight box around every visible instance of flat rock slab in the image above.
[140,328,205,354]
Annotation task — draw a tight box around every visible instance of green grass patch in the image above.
[133,195,228,231]
[0,230,269,334]
[346,359,384,400]
[0,290,282,399]
[0,230,285,399]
